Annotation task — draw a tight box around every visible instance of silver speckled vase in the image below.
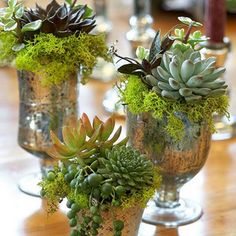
[18,70,78,197]
[127,111,211,227]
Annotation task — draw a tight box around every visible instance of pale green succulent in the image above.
[145,47,227,102]
[98,146,154,191]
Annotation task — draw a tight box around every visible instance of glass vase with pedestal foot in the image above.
[127,111,211,227]
[17,70,78,197]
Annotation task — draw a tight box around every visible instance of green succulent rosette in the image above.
[111,17,229,140]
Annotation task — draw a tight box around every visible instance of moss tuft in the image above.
[0,32,17,66]
[122,75,148,113]
[39,167,70,213]
[122,76,229,140]
[15,33,109,86]
[67,192,89,209]
[121,169,161,209]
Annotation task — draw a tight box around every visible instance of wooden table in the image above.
[1,1,236,235]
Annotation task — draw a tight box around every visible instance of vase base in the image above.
[142,198,203,227]
[18,172,42,198]
[103,88,125,117]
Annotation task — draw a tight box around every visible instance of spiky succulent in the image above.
[47,113,128,165]
[40,114,160,236]
[20,0,95,40]
[98,146,154,191]
[146,47,227,102]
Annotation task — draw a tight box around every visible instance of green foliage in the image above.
[67,192,89,210]
[0,32,17,65]
[39,167,70,213]
[15,33,109,85]
[0,0,41,49]
[40,114,160,236]
[21,1,95,41]
[0,0,96,50]
[121,75,148,113]
[122,75,229,140]
[121,169,161,209]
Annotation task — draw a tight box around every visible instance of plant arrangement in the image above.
[111,17,229,139]
[40,113,161,236]
[0,0,109,85]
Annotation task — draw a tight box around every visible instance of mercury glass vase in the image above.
[127,111,211,227]
[18,70,78,197]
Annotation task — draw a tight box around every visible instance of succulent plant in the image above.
[146,47,227,102]
[98,146,154,191]
[40,114,160,236]
[0,0,96,51]
[47,113,128,165]
[20,0,95,40]
[113,16,227,103]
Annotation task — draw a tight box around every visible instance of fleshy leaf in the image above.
[12,43,25,52]
[21,20,42,32]
[4,19,17,31]
[149,31,161,62]
[8,0,17,9]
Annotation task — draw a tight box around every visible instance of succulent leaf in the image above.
[180,60,195,82]
[47,114,127,162]
[20,0,96,40]
[81,113,93,137]
[146,48,227,102]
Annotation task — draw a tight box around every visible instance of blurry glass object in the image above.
[201,39,236,140]
[18,71,78,197]
[91,0,116,82]
[103,0,155,116]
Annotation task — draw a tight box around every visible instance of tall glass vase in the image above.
[18,70,78,197]
[127,111,211,227]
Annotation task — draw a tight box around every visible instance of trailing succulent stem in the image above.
[40,114,161,236]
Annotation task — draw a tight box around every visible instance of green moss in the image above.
[122,75,148,113]
[15,33,109,86]
[122,76,229,140]
[39,167,70,213]
[121,169,161,209]
[67,192,89,209]
[0,32,17,66]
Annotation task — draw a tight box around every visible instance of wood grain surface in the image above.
[0,1,236,235]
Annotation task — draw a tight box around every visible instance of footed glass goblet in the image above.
[17,70,78,197]
[127,111,211,227]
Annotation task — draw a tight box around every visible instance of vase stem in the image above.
[155,187,180,208]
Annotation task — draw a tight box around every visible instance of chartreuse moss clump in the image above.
[16,33,109,86]
[40,114,161,236]
[122,75,229,140]
[0,32,17,66]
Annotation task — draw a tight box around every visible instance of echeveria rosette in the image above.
[39,114,161,236]
[98,146,154,192]
[146,47,227,102]
[114,17,229,140]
